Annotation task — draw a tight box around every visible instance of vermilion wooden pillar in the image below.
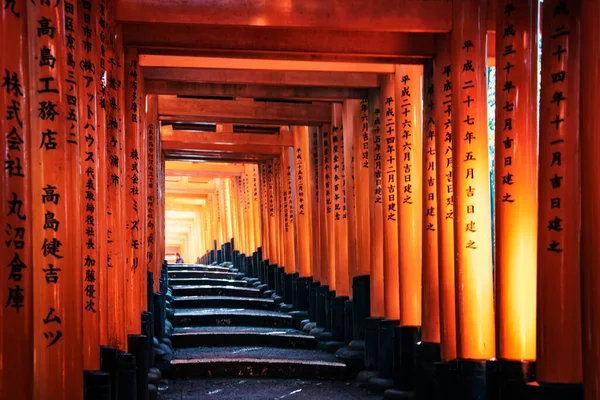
[28,0,84,396]
[124,47,144,335]
[275,157,285,267]
[321,123,334,288]
[251,164,262,251]
[96,0,109,346]
[309,127,321,282]
[105,37,128,350]
[1,1,33,397]
[395,64,423,328]
[530,0,583,392]
[421,61,440,345]
[267,161,278,265]
[368,89,385,318]
[79,0,104,369]
[579,0,600,398]
[343,100,360,292]
[260,164,270,259]
[332,103,349,297]
[380,74,400,321]
[433,34,457,361]
[493,0,538,387]
[282,146,297,273]
[451,0,495,387]
[351,99,371,278]
[147,95,159,291]
[293,126,313,278]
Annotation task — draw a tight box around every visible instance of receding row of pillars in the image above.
[199,1,600,399]
[1,0,166,398]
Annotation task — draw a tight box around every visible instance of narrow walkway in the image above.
[160,262,377,399]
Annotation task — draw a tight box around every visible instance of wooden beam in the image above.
[162,130,294,147]
[158,96,332,124]
[145,80,367,101]
[144,67,380,88]
[162,141,286,156]
[116,1,452,32]
[165,161,247,172]
[124,24,436,58]
[139,55,396,73]
[166,169,243,178]
[164,150,274,163]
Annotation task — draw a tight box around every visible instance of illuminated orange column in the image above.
[96,0,110,344]
[27,0,84,396]
[380,74,400,320]
[282,146,297,273]
[78,0,105,369]
[244,165,256,252]
[251,164,261,251]
[308,127,321,282]
[421,62,440,344]
[396,64,423,328]
[343,100,359,292]
[368,90,385,318]
[351,99,371,277]
[433,34,457,361]
[332,103,349,297]
[320,124,334,288]
[267,161,278,264]
[531,0,583,388]
[1,1,33,397]
[293,126,313,278]
[147,95,159,291]
[105,38,128,350]
[581,0,600,397]
[124,48,145,334]
[260,163,270,259]
[451,0,495,361]
[494,0,538,365]
[276,157,286,268]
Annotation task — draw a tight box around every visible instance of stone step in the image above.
[170,346,347,380]
[171,285,261,298]
[168,270,242,280]
[171,326,317,349]
[173,296,276,311]
[168,264,232,273]
[173,308,301,330]
[168,278,248,288]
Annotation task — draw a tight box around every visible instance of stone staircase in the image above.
[165,262,348,381]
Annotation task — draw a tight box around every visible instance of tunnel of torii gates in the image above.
[3,0,600,399]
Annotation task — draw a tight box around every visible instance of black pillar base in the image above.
[283,273,294,306]
[414,341,441,400]
[486,359,535,400]
[84,370,111,400]
[100,346,118,400]
[216,249,223,264]
[141,311,155,367]
[128,334,149,400]
[344,300,354,344]
[392,326,420,390]
[296,277,311,311]
[268,264,277,290]
[291,273,300,308]
[352,275,370,341]
[117,352,138,400]
[315,285,329,328]
[448,359,487,400]
[376,319,399,380]
[364,317,384,371]
[325,295,349,353]
[309,281,320,321]
[153,292,165,342]
[276,267,285,295]
[524,382,583,400]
